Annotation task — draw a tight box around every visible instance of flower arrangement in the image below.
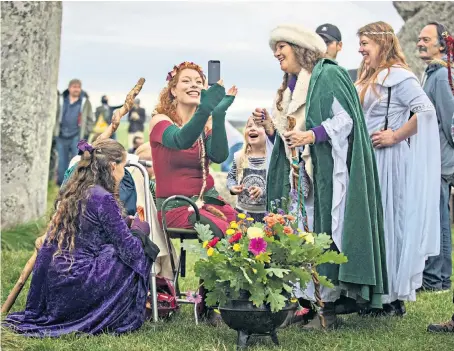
[188,193,348,313]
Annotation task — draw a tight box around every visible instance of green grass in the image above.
[115,122,137,150]
[2,188,454,350]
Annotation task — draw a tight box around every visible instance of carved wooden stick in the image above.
[311,268,326,328]
[287,116,325,326]
[97,78,146,141]
[286,116,309,232]
[1,235,46,314]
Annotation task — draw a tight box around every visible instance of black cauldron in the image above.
[219,291,296,350]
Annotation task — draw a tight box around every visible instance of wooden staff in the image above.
[1,78,146,315]
[311,269,326,328]
[1,235,45,314]
[287,116,325,327]
[98,78,146,140]
[286,116,309,232]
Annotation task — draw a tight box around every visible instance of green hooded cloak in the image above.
[267,59,387,308]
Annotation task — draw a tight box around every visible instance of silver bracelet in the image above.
[309,130,316,145]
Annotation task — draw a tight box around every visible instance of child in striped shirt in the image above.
[226,116,269,222]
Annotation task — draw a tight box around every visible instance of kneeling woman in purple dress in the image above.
[3,139,159,337]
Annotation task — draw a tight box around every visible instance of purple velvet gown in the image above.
[3,186,152,337]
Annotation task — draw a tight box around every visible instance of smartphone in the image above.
[208,60,221,86]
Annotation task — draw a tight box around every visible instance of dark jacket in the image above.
[422,59,454,176]
[95,104,123,125]
[128,107,146,133]
[54,90,94,139]
[62,164,137,216]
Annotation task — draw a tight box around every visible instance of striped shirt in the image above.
[226,155,267,213]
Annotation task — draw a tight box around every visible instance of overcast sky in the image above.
[59,1,404,120]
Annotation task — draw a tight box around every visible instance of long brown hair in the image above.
[236,117,255,182]
[275,44,324,112]
[356,21,410,104]
[47,139,126,256]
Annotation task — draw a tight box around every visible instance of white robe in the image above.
[359,67,440,303]
[299,98,353,303]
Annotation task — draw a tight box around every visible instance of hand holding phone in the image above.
[208,60,221,87]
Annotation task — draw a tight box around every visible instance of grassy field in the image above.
[1,131,453,350]
[2,212,454,351]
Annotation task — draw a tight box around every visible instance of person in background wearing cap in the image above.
[128,98,146,149]
[316,23,343,60]
[252,24,386,329]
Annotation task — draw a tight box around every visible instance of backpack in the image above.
[93,113,108,134]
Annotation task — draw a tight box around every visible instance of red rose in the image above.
[207,237,220,248]
[228,232,242,244]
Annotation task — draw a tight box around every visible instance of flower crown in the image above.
[363,31,394,35]
[166,61,204,82]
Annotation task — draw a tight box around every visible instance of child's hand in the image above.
[230,185,244,195]
[249,186,263,199]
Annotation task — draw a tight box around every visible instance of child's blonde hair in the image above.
[236,116,255,182]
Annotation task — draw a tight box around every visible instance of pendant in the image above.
[195,199,205,209]
[188,199,205,212]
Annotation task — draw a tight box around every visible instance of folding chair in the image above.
[126,159,159,322]
[160,196,202,323]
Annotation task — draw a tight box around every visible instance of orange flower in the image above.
[285,214,296,221]
[276,215,285,225]
[283,226,293,235]
[265,217,279,227]
[265,228,273,237]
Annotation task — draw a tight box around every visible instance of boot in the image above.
[334,296,359,315]
[359,300,406,317]
[391,300,406,316]
[427,316,454,333]
[302,303,340,330]
[359,303,394,317]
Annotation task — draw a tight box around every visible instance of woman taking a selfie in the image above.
[3,139,158,337]
[150,62,238,324]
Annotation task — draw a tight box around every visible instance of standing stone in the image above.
[1,1,62,228]
[393,1,454,79]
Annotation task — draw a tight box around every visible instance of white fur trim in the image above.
[269,24,327,53]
